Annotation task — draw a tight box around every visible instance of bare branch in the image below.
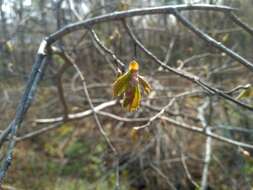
[16,123,62,142]
[198,98,212,190]
[172,9,253,72]
[36,100,117,124]
[134,90,198,130]
[50,47,117,154]
[160,116,253,149]
[47,4,236,44]
[122,20,253,111]
[229,13,253,36]
[90,29,125,71]
[224,83,251,95]
[71,61,117,153]
[181,151,200,189]
[150,163,177,190]
[0,40,50,182]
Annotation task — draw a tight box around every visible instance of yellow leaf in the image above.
[112,71,131,97]
[129,85,141,111]
[122,85,141,111]
[236,86,253,100]
[222,33,229,43]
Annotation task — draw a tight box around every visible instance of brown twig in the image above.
[55,62,71,119]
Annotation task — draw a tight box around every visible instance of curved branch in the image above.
[46,4,236,44]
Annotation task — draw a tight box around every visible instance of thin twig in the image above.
[181,151,200,189]
[36,100,118,124]
[150,163,177,190]
[47,4,236,44]
[198,98,212,190]
[229,13,253,37]
[172,9,253,72]
[122,20,253,111]
[160,116,253,149]
[90,29,125,71]
[71,62,117,153]
[134,90,197,130]
[16,123,62,142]
[55,62,71,119]
[51,48,120,189]
[224,84,251,95]
[51,47,117,154]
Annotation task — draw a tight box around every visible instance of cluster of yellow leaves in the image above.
[112,60,151,111]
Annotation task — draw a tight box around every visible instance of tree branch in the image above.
[160,116,253,149]
[122,20,253,111]
[172,9,253,72]
[46,4,236,44]
[228,13,253,37]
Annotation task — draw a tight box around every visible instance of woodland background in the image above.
[0,0,253,189]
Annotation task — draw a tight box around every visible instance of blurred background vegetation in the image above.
[0,0,253,189]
